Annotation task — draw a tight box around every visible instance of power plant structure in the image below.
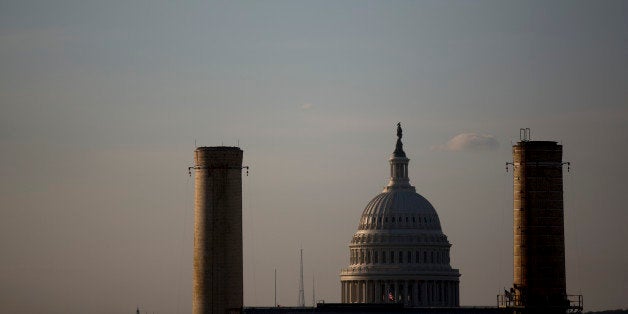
[191,147,245,314]
[499,129,582,313]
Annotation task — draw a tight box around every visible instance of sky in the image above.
[1,1,627,313]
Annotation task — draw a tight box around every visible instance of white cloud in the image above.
[300,103,313,110]
[433,133,499,152]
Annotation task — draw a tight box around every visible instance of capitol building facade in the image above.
[340,124,460,307]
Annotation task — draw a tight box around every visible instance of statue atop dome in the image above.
[394,122,406,157]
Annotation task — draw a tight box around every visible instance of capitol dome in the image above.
[340,124,460,307]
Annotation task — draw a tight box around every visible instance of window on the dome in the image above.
[390,251,395,263]
[382,251,387,263]
[399,251,403,263]
[416,251,420,263]
[374,251,378,263]
[407,251,411,263]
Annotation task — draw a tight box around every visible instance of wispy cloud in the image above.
[433,133,499,152]
[300,103,313,110]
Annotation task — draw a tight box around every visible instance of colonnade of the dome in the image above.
[340,279,459,306]
[350,247,450,266]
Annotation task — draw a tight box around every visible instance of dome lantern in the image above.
[386,123,414,192]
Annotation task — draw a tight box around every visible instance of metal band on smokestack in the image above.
[193,147,243,314]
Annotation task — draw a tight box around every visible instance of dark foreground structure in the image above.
[241,303,511,314]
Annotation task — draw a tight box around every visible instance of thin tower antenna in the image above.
[312,275,315,307]
[298,249,305,307]
[274,268,277,307]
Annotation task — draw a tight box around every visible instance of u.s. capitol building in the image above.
[339,124,460,307]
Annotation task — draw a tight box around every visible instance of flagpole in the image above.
[274,268,277,307]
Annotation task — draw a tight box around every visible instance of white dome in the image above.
[340,124,460,307]
[359,190,442,232]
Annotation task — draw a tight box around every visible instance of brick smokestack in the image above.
[193,147,243,314]
[512,141,567,313]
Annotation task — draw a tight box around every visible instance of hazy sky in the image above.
[1,1,627,313]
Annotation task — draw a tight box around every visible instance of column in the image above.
[371,280,376,303]
[412,281,418,306]
[394,281,399,302]
[358,281,362,303]
[438,280,445,305]
[445,281,448,306]
[426,281,430,305]
[455,282,459,306]
[435,281,439,305]
[341,282,345,302]
[440,281,444,305]
[403,280,408,305]
[375,280,381,303]
[421,281,427,306]
[383,280,388,303]
[348,281,352,303]
[429,281,434,304]
[449,282,453,306]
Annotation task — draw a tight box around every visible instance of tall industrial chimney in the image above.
[192,147,243,314]
[512,134,567,312]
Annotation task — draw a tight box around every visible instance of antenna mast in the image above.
[298,249,305,307]
[312,276,316,306]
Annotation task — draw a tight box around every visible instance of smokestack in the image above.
[193,147,243,314]
[512,139,567,312]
